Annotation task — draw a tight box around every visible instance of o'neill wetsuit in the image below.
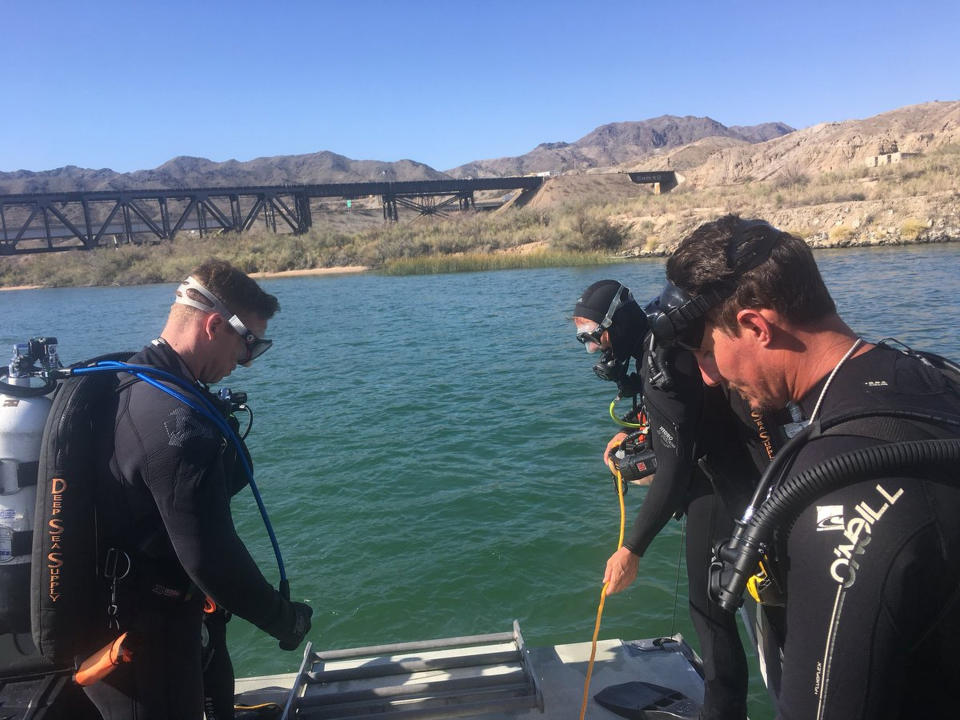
[770,344,960,719]
[83,340,299,720]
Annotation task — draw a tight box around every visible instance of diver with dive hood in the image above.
[31,260,313,720]
[574,280,762,720]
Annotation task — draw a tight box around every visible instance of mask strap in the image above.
[175,276,235,319]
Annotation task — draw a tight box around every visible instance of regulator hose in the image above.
[751,438,960,537]
[716,438,960,612]
[66,361,288,593]
[609,398,644,428]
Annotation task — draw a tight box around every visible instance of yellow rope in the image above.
[578,469,626,720]
[234,702,282,711]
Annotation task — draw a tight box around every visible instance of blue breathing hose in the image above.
[70,361,289,597]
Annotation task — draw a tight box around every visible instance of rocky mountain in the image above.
[668,101,960,187]
[0,151,449,195]
[728,122,795,143]
[445,115,795,178]
[6,102,956,196]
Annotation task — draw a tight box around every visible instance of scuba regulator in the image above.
[1,337,61,397]
[217,387,253,439]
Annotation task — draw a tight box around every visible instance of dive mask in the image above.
[175,276,273,363]
[575,282,632,349]
[649,220,783,349]
[576,320,604,352]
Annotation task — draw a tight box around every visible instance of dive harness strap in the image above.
[5,461,40,554]
[14,459,39,486]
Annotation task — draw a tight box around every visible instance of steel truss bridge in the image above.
[0,177,546,255]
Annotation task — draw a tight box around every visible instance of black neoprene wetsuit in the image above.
[83,340,291,720]
[768,345,960,720]
[621,339,767,720]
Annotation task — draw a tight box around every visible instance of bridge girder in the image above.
[0,178,542,255]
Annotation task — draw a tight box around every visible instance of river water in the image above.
[2,243,958,718]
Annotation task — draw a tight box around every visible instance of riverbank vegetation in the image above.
[2,144,957,288]
[0,204,629,288]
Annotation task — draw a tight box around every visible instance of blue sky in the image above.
[2,0,957,174]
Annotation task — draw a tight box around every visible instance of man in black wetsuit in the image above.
[84,260,313,720]
[574,280,757,720]
[666,215,960,719]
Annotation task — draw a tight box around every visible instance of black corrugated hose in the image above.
[717,438,960,612]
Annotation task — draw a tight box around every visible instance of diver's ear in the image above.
[735,308,773,347]
[202,312,226,342]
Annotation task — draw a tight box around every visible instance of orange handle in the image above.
[74,632,133,686]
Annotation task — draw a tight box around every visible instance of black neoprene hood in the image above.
[574,280,623,323]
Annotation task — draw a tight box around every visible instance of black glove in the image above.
[268,597,314,651]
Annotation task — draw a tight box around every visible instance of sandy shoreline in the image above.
[248,266,368,279]
[0,266,370,292]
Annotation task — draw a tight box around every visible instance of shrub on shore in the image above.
[379,251,615,276]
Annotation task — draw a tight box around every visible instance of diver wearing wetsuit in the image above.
[575,281,759,720]
[664,214,960,719]
[769,344,960,719]
[83,262,311,720]
[636,343,759,720]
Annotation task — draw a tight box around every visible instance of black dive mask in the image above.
[648,282,722,350]
[649,220,782,349]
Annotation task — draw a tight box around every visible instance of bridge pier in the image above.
[382,194,399,221]
[230,195,242,232]
[160,198,171,240]
[41,203,53,250]
[296,194,312,233]
[82,199,95,248]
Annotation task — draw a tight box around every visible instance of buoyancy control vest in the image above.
[30,356,130,666]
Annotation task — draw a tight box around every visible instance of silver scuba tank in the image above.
[0,338,58,635]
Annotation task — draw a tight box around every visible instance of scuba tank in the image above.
[0,338,60,675]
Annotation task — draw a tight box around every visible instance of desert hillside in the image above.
[650,101,960,186]
[504,100,960,252]
[446,115,793,178]
[0,152,449,195]
[0,115,793,194]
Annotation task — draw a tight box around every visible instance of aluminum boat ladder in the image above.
[279,620,543,719]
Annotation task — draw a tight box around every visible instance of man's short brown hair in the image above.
[666,215,835,334]
[188,259,280,320]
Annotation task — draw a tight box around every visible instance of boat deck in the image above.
[235,624,704,720]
